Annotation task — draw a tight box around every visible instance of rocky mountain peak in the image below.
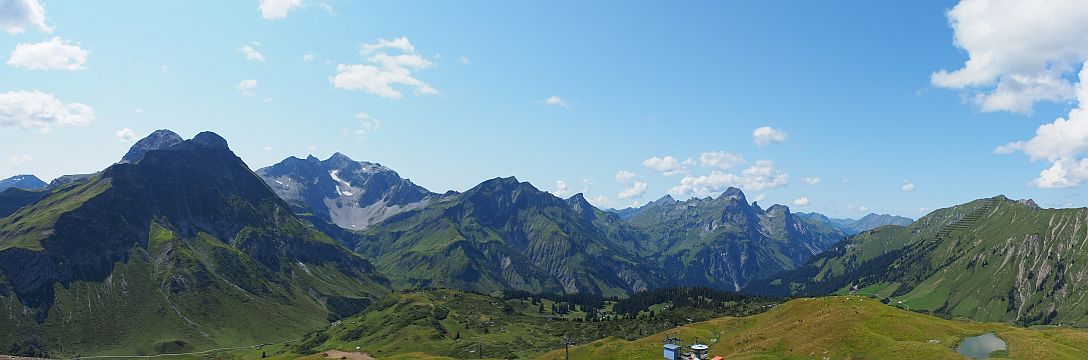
[120,129,183,163]
[190,131,229,149]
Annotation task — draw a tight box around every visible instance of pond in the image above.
[956,333,1007,359]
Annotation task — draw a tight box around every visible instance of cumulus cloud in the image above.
[753,126,788,146]
[800,177,821,186]
[238,45,265,62]
[643,155,691,176]
[901,180,915,192]
[699,151,744,170]
[541,95,569,108]
[259,0,303,20]
[550,180,570,197]
[332,37,437,99]
[8,154,32,167]
[0,91,94,132]
[669,160,788,197]
[792,196,810,207]
[614,170,636,183]
[354,112,381,139]
[931,0,1088,113]
[7,37,88,71]
[236,79,258,96]
[588,195,614,208]
[617,181,648,199]
[116,128,136,142]
[0,0,50,34]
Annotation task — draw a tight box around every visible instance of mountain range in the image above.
[0,130,389,357]
[796,211,914,235]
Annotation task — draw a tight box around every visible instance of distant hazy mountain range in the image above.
[0,174,46,192]
[795,211,914,235]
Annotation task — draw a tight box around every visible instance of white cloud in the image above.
[0,0,51,34]
[792,196,810,207]
[588,195,614,208]
[8,154,32,167]
[750,193,767,202]
[0,91,94,132]
[931,0,1088,113]
[302,53,315,62]
[360,37,416,54]
[332,37,437,99]
[614,170,636,183]
[552,180,569,197]
[238,45,265,62]
[919,207,929,214]
[617,181,648,199]
[669,160,788,197]
[259,0,303,20]
[354,112,381,139]
[541,95,569,108]
[460,56,471,65]
[7,37,89,71]
[901,180,915,192]
[116,128,136,142]
[236,79,259,96]
[698,151,744,170]
[800,177,821,186]
[581,178,592,193]
[995,65,1088,188]
[753,126,788,146]
[643,155,690,176]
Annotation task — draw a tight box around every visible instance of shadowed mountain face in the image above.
[0,175,46,192]
[747,196,1088,326]
[354,177,658,297]
[625,188,847,291]
[257,153,436,231]
[0,130,389,357]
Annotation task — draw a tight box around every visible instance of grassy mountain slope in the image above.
[354,177,657,297]
[539,296,1088,359]
[749,195,1088,326]
[0,132,389,357]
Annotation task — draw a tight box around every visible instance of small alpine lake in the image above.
[956,333,1007,359]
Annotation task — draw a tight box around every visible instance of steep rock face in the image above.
[257,153,435,232]
[748,196,1088,326]
[0,131,389,357]
[355,177,657,297]
[627,187,845,291]
[0,175,47,192]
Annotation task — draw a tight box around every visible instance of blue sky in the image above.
[2,0,1088,218]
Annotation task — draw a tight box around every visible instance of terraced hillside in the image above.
[539,296,1088,359]
[748,195,1088,326]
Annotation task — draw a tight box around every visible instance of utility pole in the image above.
[564,337,574,360]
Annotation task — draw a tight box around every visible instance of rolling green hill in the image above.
[539,296,1088,359]
[0,131,390,358]
[748,195,1088,327]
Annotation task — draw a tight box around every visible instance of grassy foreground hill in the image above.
[540,296,1088,360]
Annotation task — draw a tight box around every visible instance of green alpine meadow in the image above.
[7,1,1088,359]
